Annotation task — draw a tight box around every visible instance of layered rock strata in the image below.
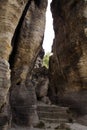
[0,0,47,129]
[0,0,31,129]
[0,0,87,129]
[10,0,47,127]
[48,0,87,115]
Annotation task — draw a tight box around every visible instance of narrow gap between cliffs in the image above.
[9,0,32,69]
[42,0,54,69]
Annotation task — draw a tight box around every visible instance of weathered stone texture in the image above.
[0,0,29,109]
[0,0,32,129]
[0,58,10,108]
[0,0,87,129]
[0,59,11,129]
[49,0,87,105]
[10,0,47,126]
[0,0,29,104]
[11,0,47,85]
[0,0,28,60]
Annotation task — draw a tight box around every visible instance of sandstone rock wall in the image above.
[10,0,47,127]
[0,1,30,129]
[0,0,87,129]
[49,0,87,107]
[0,0,47,129]
[11,0,47,85]
[0,0,29,60]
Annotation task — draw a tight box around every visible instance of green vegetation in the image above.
[43,52,51,68]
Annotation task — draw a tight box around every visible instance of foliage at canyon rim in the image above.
[43,52,51,68]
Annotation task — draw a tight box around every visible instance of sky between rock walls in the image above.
[43,0,54,54]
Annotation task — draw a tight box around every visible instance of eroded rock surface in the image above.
[10,0,47,127]
[0,0,31,129]
[31,48,50,104]
[0,0,47,129]
[0,0,87,129]
[48,0,87,118]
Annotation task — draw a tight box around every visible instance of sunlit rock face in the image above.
[0,0,47,129]
[0,0,28,60]
[49,0,87,113]
[0,1,29,129]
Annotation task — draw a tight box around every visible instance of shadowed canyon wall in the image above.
[0,0,87,129]
[10,0,47,126]
[48,0,87,114]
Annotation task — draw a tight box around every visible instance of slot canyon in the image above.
[0,0,87,130]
